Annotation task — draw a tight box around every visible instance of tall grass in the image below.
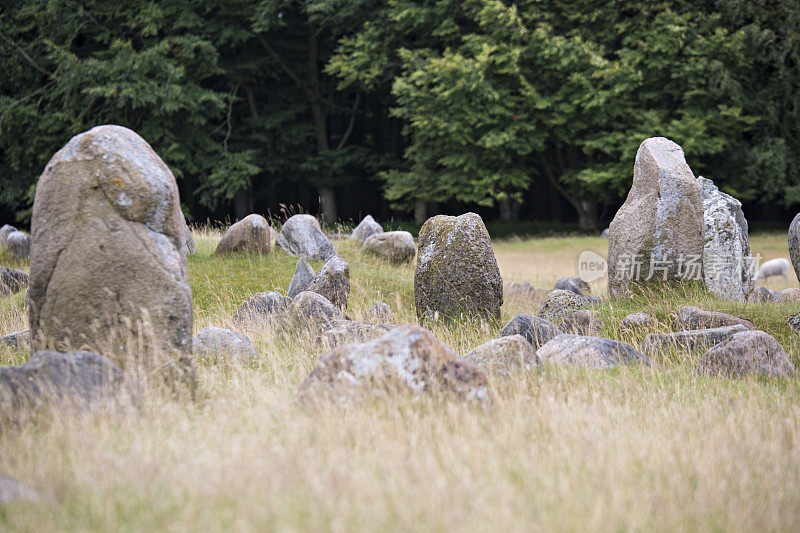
[0,230,798,530]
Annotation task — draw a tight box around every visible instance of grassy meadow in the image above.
[1,229,799,531]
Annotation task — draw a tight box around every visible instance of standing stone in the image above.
[364,231,416,263]
[351,214,383,245]
[287,258,315,299]
[5,231,30,259]
[0,267,27,296]
[215,214,273,255]
[698,176,754,301]
[276,214,335,261]
[538,289,591,326]
[414,213,502,320]
[498,314,562,350]
[608,137,704,297]
[297,325,489,404]
[27,125,194,382]
[697,330,795,379]
[0,225,17,248]
[306,254,350,310]
[790,213,800,283]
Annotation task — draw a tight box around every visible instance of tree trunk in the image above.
[414,200,427,224]
[577,199,599,231]
[234,188,253,219]
[318,185,337,224]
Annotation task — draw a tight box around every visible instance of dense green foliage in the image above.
[1,0,799,227]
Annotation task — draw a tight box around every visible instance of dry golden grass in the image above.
[0,230,799,531]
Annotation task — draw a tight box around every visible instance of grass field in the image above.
[1,229,799,531]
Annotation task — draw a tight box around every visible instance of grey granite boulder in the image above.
[777,288,800,303]
[307,254,350,310]
[351,215,383,245]
[538,289,592,326]
[0,267,27,296]
[288,291,345,329]
[498,314,562,350]
[0,350,127,412]
[675,306,754,330]
[317,321,394,349]
[215,214,273,255]
[608,137,704,297]
[287,258,315,299]
[276,214,335,261]
[365,301,395,324]
[193,327,258,362]
[1,330,30,350]
[298,325,489,404]
[0,225,17,248]
[554,276,591,296]
[640,325,747,356]
[620,313,658,331]
[232,291,290,324]
[748,286,778,302]
[463,335,538,376]
[698,330,795,379]
[562,310,603,336]
[698,176,754,301]
[5,231,30,259]
[364,231,416,263]
[414,213,502,320]
[537,334,651,369]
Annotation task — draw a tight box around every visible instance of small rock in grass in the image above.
[193,327,258,362]
[463,335,538,376]
[747,286,778,302]
[538,289,592,326]
[640,325,746,357]
[351,215,383,245]
[697,330,795,379]
[498,314,561,349]
[537,334,651,369]
[675,306,754,330]
[232,291,290,324]
[562,309,603,336]
[620,313,658,331]
[365,301,395,324]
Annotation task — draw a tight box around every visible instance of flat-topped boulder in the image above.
[675,306,754,330]
[276,214,335,261]
[537,334,651,370]
[463,335,538,376]
[608,137,704,297]
[640,325,746,356]
[27,125,194,383]
[414,213,502,320]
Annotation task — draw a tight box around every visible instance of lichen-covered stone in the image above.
[777,288,800,303]
[537,334,651,369]
[608,137,704,297]
[414,213,502,320]
[364,231,416,263]
[232,291,290,324]
[1,330,30,350]
[498,314,561,350]
[27,125,194,382]
[0,267,27,296]
[287,258,315,299]
[351,214,383,245]
[463,335,538,376]
[789,213,800,282]
[538,289,591,326]
[562,310,603,336]
[620,313,658,331]
[697,330,795,379]
[193,327,258,362]
[698,176,754,301]
[0,350,126,412]
[297,325,489,404]
[788,313,800,336]
[288,291,344,329]
[640,325,746,357]
[554,276,591,296]
[748,286,778,302]
[317,321,394,349]
[307,254,349,310]
[675,306,754,330]
[365,301,395,324]
[5,231,30,259]
[215,214,273,255]
[276,214,335,261]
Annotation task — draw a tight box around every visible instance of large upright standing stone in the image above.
[698,176,754,300]
[28,125,194,382]
[608,137,705,297]
[789,213,800,283]
[414,213,502,320]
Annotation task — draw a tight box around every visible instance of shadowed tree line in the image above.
[1,0,799,229]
